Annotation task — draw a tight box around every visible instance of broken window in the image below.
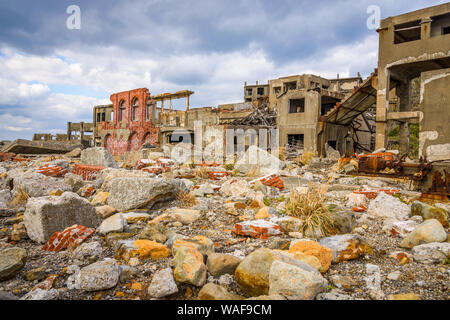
[257,87,265,95]
[287,134,304,148]
[118,100,125,122]
[146,98,152,121]
[246,88,253,96]
[131,98,139,121]
[284,81,297,92]
[288,98,305,113]
[273,87,281,95]
[327,140,337,150]
[431,13,450,36]
[394,20,421,44]
[245,98,252,102]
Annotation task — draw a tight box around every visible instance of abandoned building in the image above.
[375,2,450,162]
[32,122,94,148]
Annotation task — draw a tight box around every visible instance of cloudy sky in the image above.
[0,0,445,140]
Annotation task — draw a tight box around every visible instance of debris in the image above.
[42,225,95,252]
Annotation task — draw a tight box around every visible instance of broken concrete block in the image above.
[107,177,178,211]
[81,147,118,168]
[24,192,100,243]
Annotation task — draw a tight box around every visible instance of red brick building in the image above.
[101,88,159,155]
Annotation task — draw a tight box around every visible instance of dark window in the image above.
[287,134,304,148]
[118,100,125,122]
[131,98,139,121]
[96,113,101,123]
[394,20,421,44]
[289,98,305,113]
[245,88,253,96]
[328,140,337,149]
[101,112,105,122]
[444,26,450,35]
[257,87,265,95]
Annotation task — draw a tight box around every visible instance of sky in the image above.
[0,0,446,140]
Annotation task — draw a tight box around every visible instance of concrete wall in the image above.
[418,68,450,161]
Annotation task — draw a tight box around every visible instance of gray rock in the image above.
[400,219,447,249]
[0,190,12,206]
[0,247,27,280]
[10,171,71,198]
[0,291,18,300]
[77,259,120,291]
[81,147,117,168]
[107,177,178,211]
[24,192,100,243]
[119,265,138,282]
[412,242,450,264]
[63,173,85,193]
[268,260,328,300]
[20,288,59,300]
[366,192,410,220]
[147,268,179,298]
[319,234,368,263]
[71,241,103,263]
[98,213,126,235]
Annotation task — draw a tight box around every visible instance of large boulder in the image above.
[10,171,71,198]
[234,248,319,297]
[147,267,179,298]
[80,147,117,168]
[235,145,286,175]
[400,219,447,249]
[411,201,449,228]
[366,192,410,220]
[319,234,371,263]
[173,245,207,287]
[268,260,328,300]
[198,283,244,300]
[107,177,178,211]
[288,240,333,272]
[0,247,27,281]
[412,242,450,264]
[98,213,126,235]
[206,253,242,277]
[76,259,120,291]
[24,192,100,243]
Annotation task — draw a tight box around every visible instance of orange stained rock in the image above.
[289,240,333,273]
[133,240,170,259]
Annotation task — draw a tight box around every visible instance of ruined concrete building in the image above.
[375,3,450,161]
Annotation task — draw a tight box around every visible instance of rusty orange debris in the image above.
[42,225,95,252]
[36,164,68,177]
[72,164,105,181]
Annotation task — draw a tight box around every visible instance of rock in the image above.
[268,260,328,300]
[319,234,370,263]
[24,267,46,282]
[412,242,450,264]
[316,290,357,300]
[206,253,242,277]
[411,201,449,228]
[71,241,103,262]
[288,240,333,272]
[400,219,447,249]
[172,235,214,256]
[91,192,109,206]
[95,205,117,219]
[20,288,59,300]
[24,192,100,243]
[198,283,244,300]
[365,264,384,299]
[383,219,419,238]
[234,248,320,297]
[81,147,117,168]
[0,247,27,280]
[107,177,178,211]
[387,271,402,281]
[0,190,12,206]
[366,192,410,220]
[220,179,250,198]
[164,232,189,249]
[246,295,287,300]
[119,265,138,282]
[235,145,286,175]
[98,213,126,235]
[147,267,178,298]
[255,207,274,220]
[388,293,421,300]
[333,211,356,234]
[268,238,291,250]
[121,212,151,223]
[11,171,71,198]
[171,208,201,225]
[138,224,167,243]
[63,173,85,193]
[277,217,301,233]
[66,147,82,157]
[105,232,135,247]
[345,192,368,208]
[330,275,357,289]
[115,240,170,261]
[173,245,207,286]
[77,259,120,291]
[284,251,322,271]
[0,291,18,300]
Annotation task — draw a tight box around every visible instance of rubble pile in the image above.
[0,147,448,301]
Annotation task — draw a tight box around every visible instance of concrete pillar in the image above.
[67,122,72,141]
[399,122,410,155]
[375,70,390,149]
[80,122,84,140]
[420,17,432,40]
[397,80,410,112]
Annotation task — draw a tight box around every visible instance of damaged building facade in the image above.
[375,3,450,161]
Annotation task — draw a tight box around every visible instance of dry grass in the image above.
[285,188,337,237]
[278,147,286,161]
[194,166,210,179]
[8,188,29,206]
[177,190,198,208]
